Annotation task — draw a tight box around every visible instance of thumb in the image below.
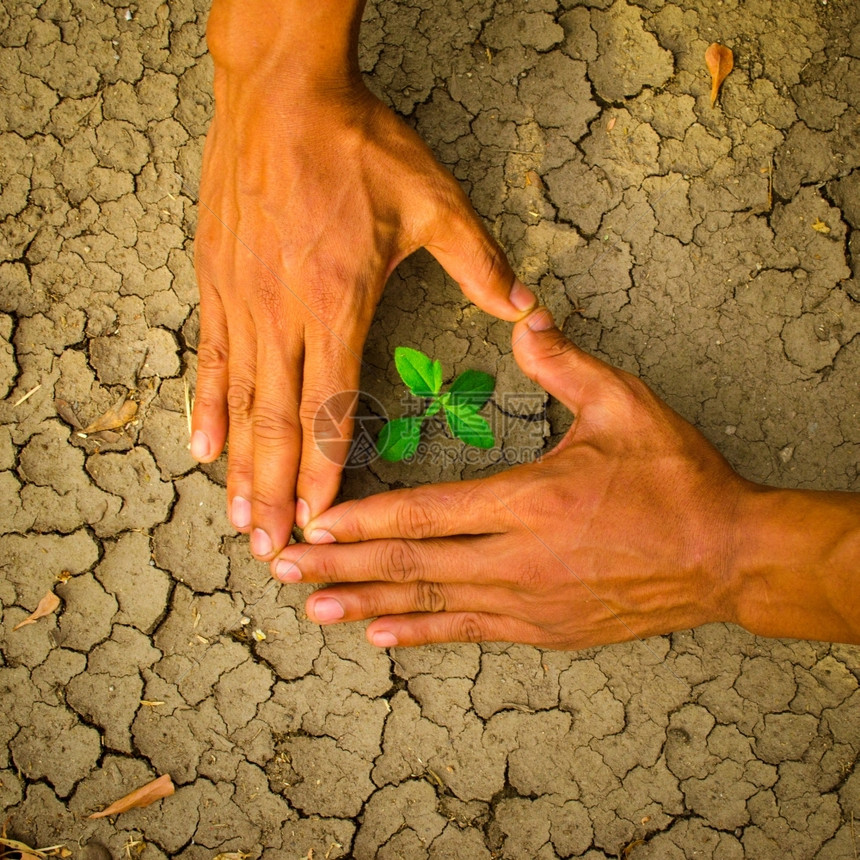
[424,205,536,321]
[511,308,612,413]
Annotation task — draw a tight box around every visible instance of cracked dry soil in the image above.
[1,0,859,858]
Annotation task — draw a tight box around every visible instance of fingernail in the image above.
[231,496,251,529]
[190,430,210,460]
[251,528,273,557]
[510,280,537,312]
[306,528,336,545]
[527,308,555,332]
[371,631,398,648]
[311,597,344,622]
[275,560,302,582]
[295,498,311,529]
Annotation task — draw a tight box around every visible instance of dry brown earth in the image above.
[1,0,859,857]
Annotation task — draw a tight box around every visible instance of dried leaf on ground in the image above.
[705,43,733,107]
[81,397,138,434]
[13,592,60,631]
[88,774,175,819]
[86,430,123,445]
[0,838,68,859]
[0,841,38,859]
[54,398,82,429]
[525,169,544,189]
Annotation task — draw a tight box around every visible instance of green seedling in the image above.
[377,347,496,462]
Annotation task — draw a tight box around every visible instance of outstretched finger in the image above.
[247,328,303,559]
[364,611,550,649]
[302,478,510,545]
[221,295,260,533]
[191,276,229,462]
[271,534,498,586]
[304,580,521,627]
[294,325,366,529]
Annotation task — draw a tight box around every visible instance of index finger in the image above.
[303,479,509,544]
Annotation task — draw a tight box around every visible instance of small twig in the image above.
[80,92,103,121]
[123,835,144,860]
[13,384,41,407]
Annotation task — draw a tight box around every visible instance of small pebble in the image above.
[779,445,795,464]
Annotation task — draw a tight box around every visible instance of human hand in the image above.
[190,10,535,561]
[270,308,753,649]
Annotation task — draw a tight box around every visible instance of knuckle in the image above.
[249,488,277,511]
[363,591,390,621]
[530,338,582,391]
[192,390,225,419]
[296,458,333,490]
[618,372,651,402]
[350,514,375,543]
[394,497,446,539]
[475,236,508,282]
[442,210,508,287]
[196,339,229,373]
[226,382,255,422]
[379,540,419,583]
[311,550,338,583]
[249,474,290,512]
[298,386,345,427]
[606,370,650,417]
[413,580,447,614]
[451,613,486,643]
[545,336,580,361]
[252,403,300,445]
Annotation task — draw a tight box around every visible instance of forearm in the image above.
[730,486,860,644]
[207,0,368,94]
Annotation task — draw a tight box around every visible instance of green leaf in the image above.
[395,347,442,397]
[377,416,423,462]
[444,398,480,418]
[446,409,495,449]
[431,359,443,395]
[447,369,495,411]
[425,398,443,418]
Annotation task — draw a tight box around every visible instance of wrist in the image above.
[727,485,860,643]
